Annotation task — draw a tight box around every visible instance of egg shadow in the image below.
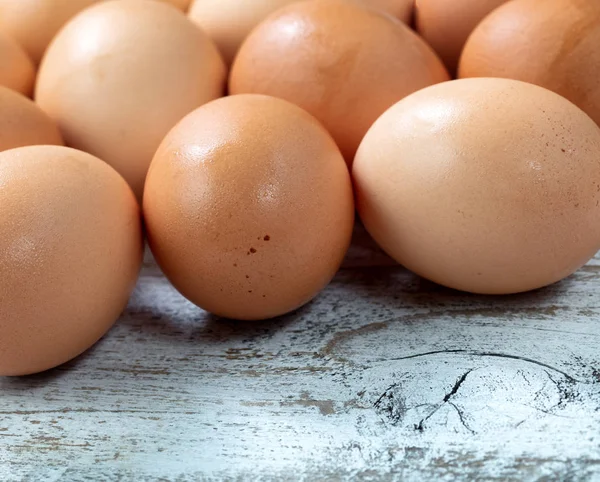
[201,300,317,341]
[122,231,584,353]
[122,259,579,352]
[339,220,578,314]
[124,221,389,345]
[0,338,109,389]
[337,261,577,320]
[119,276,318,347]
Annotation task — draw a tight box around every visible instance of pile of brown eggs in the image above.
[1,0,599,376]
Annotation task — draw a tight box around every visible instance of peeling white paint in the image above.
[1,226,599,481]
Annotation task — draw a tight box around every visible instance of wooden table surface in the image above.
[2,226,600,481]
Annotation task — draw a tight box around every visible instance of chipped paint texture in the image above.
[1,225,600,481]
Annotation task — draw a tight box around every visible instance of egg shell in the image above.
[0,0,104,66]
[144,94,355,320]
[35,0,226,200]
[229,0,449,164]
[189,0,413,67]
[0,31,35,96]
[0,145,143,376]
[189,0,304,67]
[353,78,600,295]
[159,0,191,11]
[362,0,413,23]
[415,0,509,75]
[459,0,600,127]
[0,86,63,152]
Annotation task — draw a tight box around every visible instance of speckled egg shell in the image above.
[144,94,355,320]
[353,78,600,294]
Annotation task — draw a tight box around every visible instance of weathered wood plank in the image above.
[1,226,599,481]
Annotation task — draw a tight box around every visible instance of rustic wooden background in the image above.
[1,225,599,481]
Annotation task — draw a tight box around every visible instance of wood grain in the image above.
[1,225,599,481]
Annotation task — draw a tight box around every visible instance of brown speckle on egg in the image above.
[143,94,354,320]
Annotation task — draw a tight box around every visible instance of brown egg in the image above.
[0,31,35,96]
[35,0,226,199]
[189,0,413,67]
[188,0,305,66]
[0,146,143,376]
[459,0,600,127]
[362,0,413,23]
[158,0,191,10]
[353,78,600,294]
[0,86,63,151]
[415,0,509,75]
[229,0,449,164]
[0,0,104,66]
[144,94,354,320]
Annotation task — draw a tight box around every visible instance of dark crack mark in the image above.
[389,350,580,383]
[518,369,532,386]
[374,383,398,408]
[533,378,550,403]
[525,404,574,420]
[373,383,406,426]
[443,370,472,403]
[448,402,475,434]
[518,371,580,420]
[415,369,475,433]
[545,370,578,410]
[514,419,526,428]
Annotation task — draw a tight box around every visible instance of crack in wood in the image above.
[373,383,408,426]
[415,369,475,433]
[387,350,581,383]
[544,370,579,410]
[4,252,600,479]
[448,402,476,434]
[518,370,532,386]
[373,383,399,409]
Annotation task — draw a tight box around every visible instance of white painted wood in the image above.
[1,225,599,481]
